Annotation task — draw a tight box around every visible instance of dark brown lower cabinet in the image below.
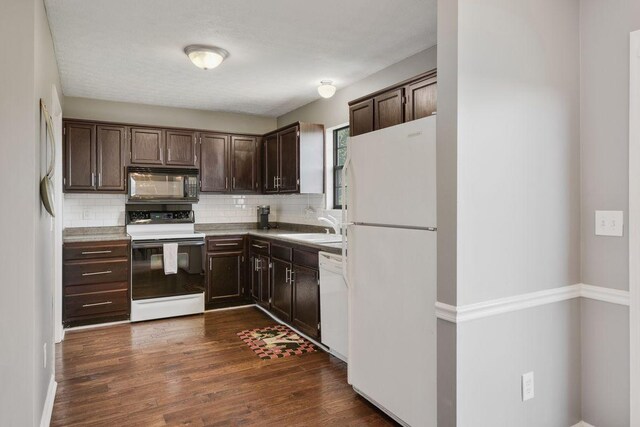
[250,252,271,309]
[292,265,320,339]
[63,240,131,327]
[206,251,244,304]
[271,258,292,322]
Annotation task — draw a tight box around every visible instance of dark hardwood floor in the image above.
[52,307,395,426]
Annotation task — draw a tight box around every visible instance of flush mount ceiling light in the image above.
[184,45,229,70]
[317,80,337,98]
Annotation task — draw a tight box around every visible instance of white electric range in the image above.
[126,205,206,322]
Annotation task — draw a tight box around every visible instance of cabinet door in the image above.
[166,130,197,166]
[259,254,271,307]
[230,135,258,193]
[263,133,279,193]
[374,88,405,131]
[207,251,244,303]
[130,128,164,165]
[96,125,126,192]
[271,259,292,322]
[200,133,229,192]
[349,99,374,137]
[406,77,437,121]
[292,265,320,339]
[64,122,96,191]
[250,254,260,301]
[278,126,299,193]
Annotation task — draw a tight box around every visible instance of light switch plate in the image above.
[595,210,624,237]
[522,371,534,402]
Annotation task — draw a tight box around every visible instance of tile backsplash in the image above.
[63,193,337,229]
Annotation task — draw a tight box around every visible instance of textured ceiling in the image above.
[44,0,437,117]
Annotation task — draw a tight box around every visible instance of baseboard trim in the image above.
[571,422,596,427]
[39,374,57,427]
[436,284,629,323]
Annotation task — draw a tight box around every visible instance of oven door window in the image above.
[129,173,185,200]
[131,242,205,300]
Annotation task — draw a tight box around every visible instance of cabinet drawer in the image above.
[293,249,319,270]
[64,241,129,261]
[271,244,292,261]
[64,289,129,320]
[249,239,270,255]
[64,258,129,285]
[207,236,245,252]
[64,281,129,297]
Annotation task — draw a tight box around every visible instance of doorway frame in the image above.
[51,84,64,344]
[629,29,640,427]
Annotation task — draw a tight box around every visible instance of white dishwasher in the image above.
[319,252,348,362]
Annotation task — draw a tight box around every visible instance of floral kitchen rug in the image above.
[237,324,318,360]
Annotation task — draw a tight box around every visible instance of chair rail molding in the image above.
[436,284,630,323]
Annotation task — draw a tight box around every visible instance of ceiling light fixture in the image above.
[184,45,229,70]
[317,80,337,98]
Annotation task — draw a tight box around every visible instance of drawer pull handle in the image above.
[215,243,238,247]
[252,244,267,249]
[82,301,113,308]
[82,270,112,276]
[81,250,112,255]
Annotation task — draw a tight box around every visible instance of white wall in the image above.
[63,97,277,135]
[0,0,61,425]
[579,0,640,424]
[438,0,582,424]
[277,47,437,129]
[64,194,328,228]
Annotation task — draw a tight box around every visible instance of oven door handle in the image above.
[132,240,205,249]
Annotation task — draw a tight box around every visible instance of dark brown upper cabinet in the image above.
[64,122,96,191]
[199,133,259,194]
[130,127,164,165]
[349,99,374,137]
[64,121,126,193]
[199,133,229,192]
[278,126,299,193]
[263,133,279,194]
[262,122,324,194]
[405,75,437,121]
[348,69,437,136]
[96,125,127,191]
[230,135,258,193]
[374,88,405,131]
[165,130,197,166]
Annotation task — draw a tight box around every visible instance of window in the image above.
[333,126,349,209]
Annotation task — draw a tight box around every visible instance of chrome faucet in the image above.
[317,215,341,235]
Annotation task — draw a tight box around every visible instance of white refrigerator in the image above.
[343,116,437,427]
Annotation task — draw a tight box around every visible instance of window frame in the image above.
[333,125,349,209]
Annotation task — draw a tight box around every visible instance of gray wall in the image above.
[438,0,583,424]
[63,97,276,135]
[456,0,581,305]
[457,301,582,427]
[0,0,61,425]
[579,0,640,424]
[581,299,630,427]
[276,47,437,129]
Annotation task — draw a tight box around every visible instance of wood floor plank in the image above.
[52,307,396,426]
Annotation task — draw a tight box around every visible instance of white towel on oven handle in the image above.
[163,243,178,275]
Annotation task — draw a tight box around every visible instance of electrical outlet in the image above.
[595,210,624,236]
[522,371,534,401]
[43,343,47,369]
[82,209,94,220]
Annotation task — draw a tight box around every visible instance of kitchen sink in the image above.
[278,233,344,244]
